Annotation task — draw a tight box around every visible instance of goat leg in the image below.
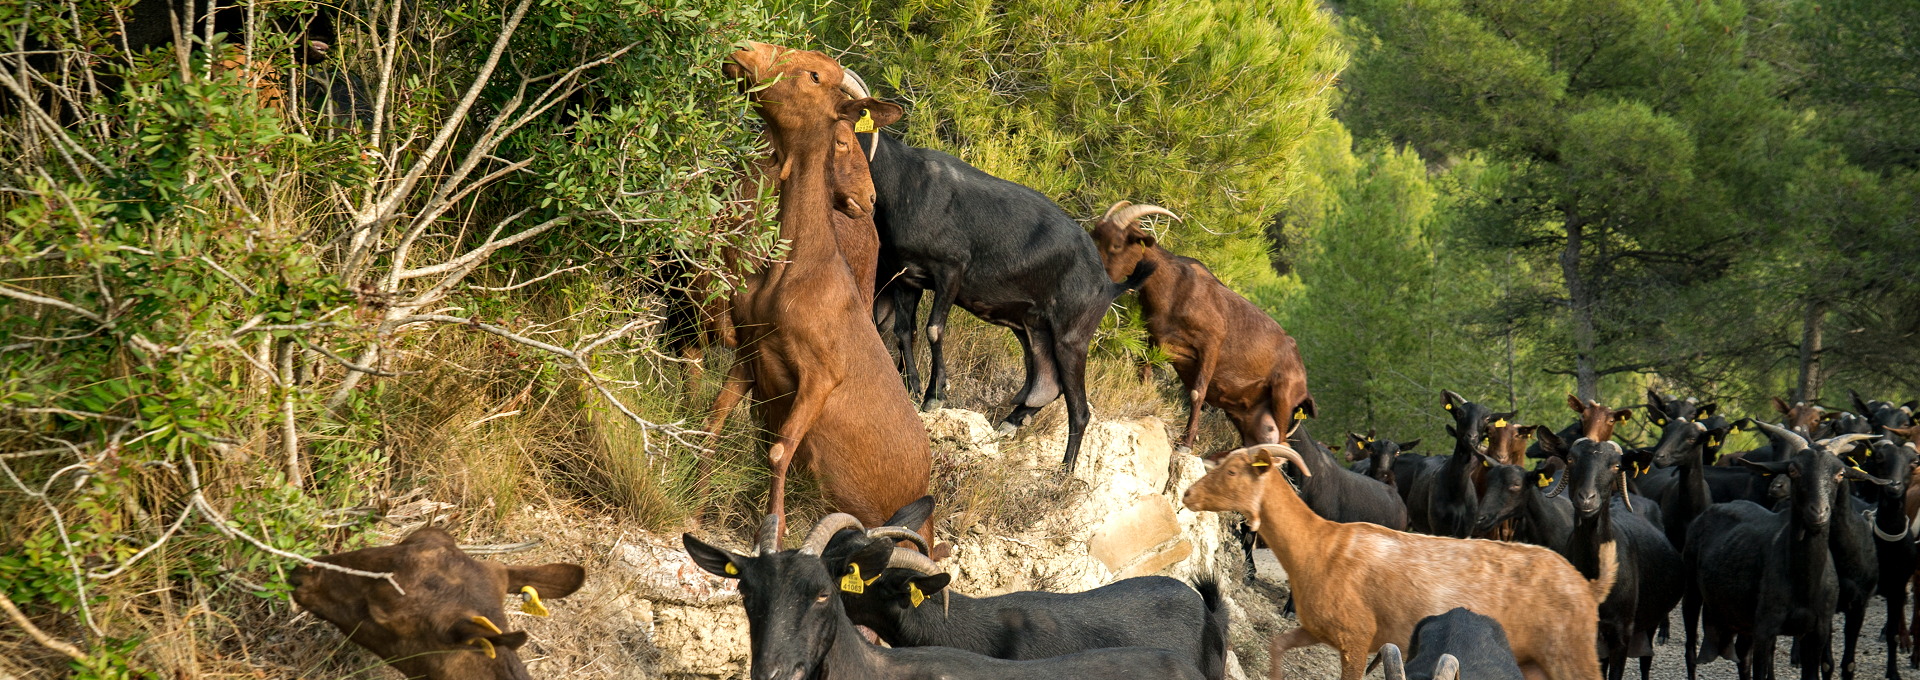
[1179,351,1216,454]
[1265,627,1322,680]
[694,358,755,503]
[917,273,963,411]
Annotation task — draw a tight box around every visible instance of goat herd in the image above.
[275,42,1920,680]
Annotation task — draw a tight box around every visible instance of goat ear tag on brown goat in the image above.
[854,110,876,133]
[467,637,498,659]
[470,615,503,635]
[520,586,549,617]
[908,583,926,608]
[1493,418,1508,428]
[1249,459,1271,468]
[840,564,866,594]
[1293,408,1307,420]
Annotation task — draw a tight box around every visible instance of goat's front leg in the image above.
[1267,628,1322,680]
[1179,349,1216,454]
[765,367,843,538]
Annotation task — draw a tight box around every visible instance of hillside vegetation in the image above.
[1,0,1917,677]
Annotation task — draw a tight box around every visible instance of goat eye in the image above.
[816,591,831,603]
[810,71,821,83]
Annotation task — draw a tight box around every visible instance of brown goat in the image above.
[1770,395,1828,434]
[1182,444,1609,680]
[1566,394,1632,442]
[712,42,932,539]
[290,527,586,680]
[1090,202,1313,451]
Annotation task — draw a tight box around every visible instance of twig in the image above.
[470,263,587,291]
[0,590,87,662]
[0,284,107,325]
[459,540,543,556]
[295,337,399,376]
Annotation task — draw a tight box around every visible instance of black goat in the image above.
[814,504,1229,679]
[1683,424,1886,680]
[1375,609,1526,680]
[1473,457,1573,551]
[1649,414,1735,555]
[1829,477,1879,680]
[1344,433,1421,501]
[1553,438,1683,680]
[1285,427,1408,530]
[683,516,1204,680]
[1851,391,1917,436]
[1407,390,1511,537]
[1854,438,1920,680]
[858,130,1156,472]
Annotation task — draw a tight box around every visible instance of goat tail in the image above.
[1589,540,1619,603]
[1193,578,1230,680]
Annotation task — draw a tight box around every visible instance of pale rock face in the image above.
[604,410,1252,679]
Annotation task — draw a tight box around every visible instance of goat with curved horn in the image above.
[1432,654,1461,680]
[756,514,783,555]
[1105,203,1180,228]
[1815,433,1876,455]
[865,526,931,555]
[1751,420,1811,455]
[885,547,944,576]
[800,513,866,556]
[1377,644,1406,680]
[840,68,872,99]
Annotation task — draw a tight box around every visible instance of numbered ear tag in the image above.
[520,586,550,617]
[908,582,927,608]
[854,109,876,133]
[840,564,867,594]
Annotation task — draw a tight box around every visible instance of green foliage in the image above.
[808,0,1344,307]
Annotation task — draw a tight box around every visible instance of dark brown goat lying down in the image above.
[290,527,586,680]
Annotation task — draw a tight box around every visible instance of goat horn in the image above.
[1817,433,1876,454]
[840,68,872,100]
[865,526,932,555]
[1101,200,1133,221]
[1752,420,1811,455]
[1433,654,1461,680]
[1546,466,1569,498]
[1378,644,1406,680]
[756,514,782,555]
[799,513,865,556]
[885,547,943,575]
[1109,203,1180,227]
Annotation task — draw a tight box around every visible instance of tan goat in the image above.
[1181,444,1612,680]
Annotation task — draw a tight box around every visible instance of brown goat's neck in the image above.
[1129,246,1182,317]
[767,137,843,281]
[1256,468,1335,568]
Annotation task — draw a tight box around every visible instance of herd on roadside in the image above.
[278,42,1920,680]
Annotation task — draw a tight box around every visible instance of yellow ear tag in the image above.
[467,637,497,659]
[1444,403,1453,411]
[840,564,866,594]
[1293,408,1307,420]
[1536,476,1551,488]
[854,109,876,133]
[1707,437,1721,448]
[1249,460,1271,468]
[470,615,503,635]
[908,582,927,608]
[724,562,738,575]
[1656,419,1667,426]
[520,586,549,617]
[1853,465,1868,475]
[1493,419,1508,428]
[1482,459,1491,468]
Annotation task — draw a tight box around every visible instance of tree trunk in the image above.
[1561,216,1599,400]
[1795,298,1826,403]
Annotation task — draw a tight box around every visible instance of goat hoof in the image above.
[995,422,1018,437]
[922,399,944,412]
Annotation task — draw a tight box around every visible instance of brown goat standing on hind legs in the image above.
[1089,202,1313,451]
[709,42,933,541]
[1182,444,1611,680]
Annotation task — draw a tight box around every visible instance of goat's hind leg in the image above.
[998,325,1059,435]
[1265,628,1322,680]
[917,269,964,411]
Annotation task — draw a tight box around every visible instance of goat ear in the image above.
[883,496,936,530]
[1441,390,1463,411]
[1533,427,1566,456]
[1247,448,1278,475]
[902,573,951,608]
[1610,408,1634,423]
[1839,464,1895,487]
[1646,390,1667,417]
[1399,438,1420,452]
[1488,411,1517,428]
[1567,394,1586,414]
[838,98,904,129]
[1621,448,1655,468]
[1852,390,1873,418]
[1699,402,1718,418]
[1293,398,1317,421]
[847,540,893,586]
[1772,396,1793,416]
[506,563,587,600]
[1738,458,1791,477]
[449,616,528,652]
[1128,226,1157,249]
[682,534,748,579]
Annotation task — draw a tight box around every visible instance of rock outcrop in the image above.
[603,409,1255,678]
